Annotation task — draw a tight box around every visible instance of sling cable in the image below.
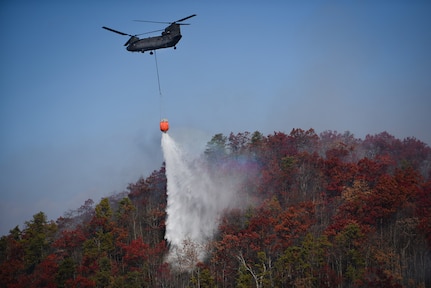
[154,50,169,133]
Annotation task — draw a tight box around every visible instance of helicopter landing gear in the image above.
[150,51,154,55]
[174,46,177,50]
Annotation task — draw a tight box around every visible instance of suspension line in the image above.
[153,50,163,119]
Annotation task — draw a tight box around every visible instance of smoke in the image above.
[161,133,243,270]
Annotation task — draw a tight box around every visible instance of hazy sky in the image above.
[1,1,430,235]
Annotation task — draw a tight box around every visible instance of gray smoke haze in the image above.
[161,133,244,270]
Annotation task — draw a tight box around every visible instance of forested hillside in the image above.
[1,129,430,287]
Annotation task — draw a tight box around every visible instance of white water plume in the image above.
[161,133,242,270]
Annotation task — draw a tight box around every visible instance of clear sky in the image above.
[1,1,430,235]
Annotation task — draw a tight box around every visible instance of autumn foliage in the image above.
[1,129,430,287]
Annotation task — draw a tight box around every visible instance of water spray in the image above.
[161,133,243,271]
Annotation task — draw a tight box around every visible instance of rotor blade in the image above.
[135,29,165,36]
[134,14,196,24]
[102,26,132,37]
[175,14,196,23]
[133,20,171,24]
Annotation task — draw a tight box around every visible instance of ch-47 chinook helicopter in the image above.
[102,14,196,54]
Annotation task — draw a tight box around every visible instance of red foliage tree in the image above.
[28,254,59,288]
[416,180,431,247]
[122,238,149,270]
[0,227,25,288]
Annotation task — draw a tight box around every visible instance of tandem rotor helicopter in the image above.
[102,14,196,54]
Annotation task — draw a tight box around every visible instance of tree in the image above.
[190,262,216,288]
[79,198,115,283]
[56,256,76,288]
[94,256,112,288]
[328,221,367,287]
[416,181,431,248]
[115,197,137,242]
[237,251,272,288]
[274,234,331,287]
[30,253,59,288]
[53,226,86,263]
[22,212,57,274]
[122,237,149,270]
[228,132,251,155]
[205,133,228,163]
[363,132,401,160]
[288,128,319,154]
[0,226,25,287]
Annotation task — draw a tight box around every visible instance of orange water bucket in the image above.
[160,119,169,133]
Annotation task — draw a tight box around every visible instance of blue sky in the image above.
[1,1,430,235]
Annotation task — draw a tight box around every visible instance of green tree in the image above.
[275,233,331,287]
[205,133,227,163]
[94,256,113,288]
[81,198,115,281]
[95,197,112,219]
[90,198,115,254]
[189,263,216,288]
[237,251,272,288]
[331,222,366,286]
[22,211,57,273]
[56,256,76,288]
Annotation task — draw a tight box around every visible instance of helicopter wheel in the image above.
[150,51,154,55]
[174,46,177,50]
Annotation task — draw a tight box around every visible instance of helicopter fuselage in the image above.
[126,23,182,53]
